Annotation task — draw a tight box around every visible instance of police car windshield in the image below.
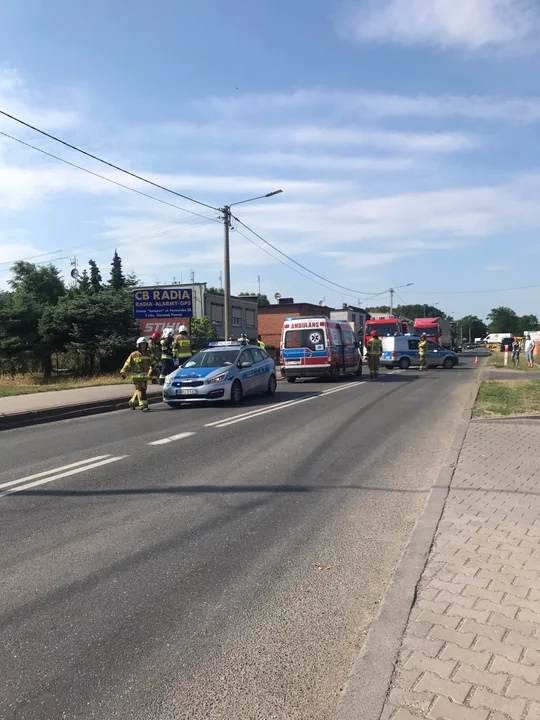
[183,350,238,368]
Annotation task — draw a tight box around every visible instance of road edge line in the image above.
[336,371,482,720]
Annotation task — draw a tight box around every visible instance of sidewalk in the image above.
[381,419,540,720]
[0,383,163,430]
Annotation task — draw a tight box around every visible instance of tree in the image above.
[88,260,102,293]
[190,316,217,350]
[78,269,92,294]
[109,250,125,291]
[238,292,270,306]
[519,314,540,333]
[457,315,488,341]
[366,303,447,319]
[207,286,224,295]
[3,262,66,377]
[487,307,519,334]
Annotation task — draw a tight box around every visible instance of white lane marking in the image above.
[0,455,128,498]
[0,455,112,491]
[148,431,195,446]
[212,382,366,429]
[203,382,365,429]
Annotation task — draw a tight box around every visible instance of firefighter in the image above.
[174,325,193,365]
[159,328,175,384]
[366,330,382,379]
[419,333,428,372]
[121,337,153,411]
[257,334,265,349]
[148,331,161,384]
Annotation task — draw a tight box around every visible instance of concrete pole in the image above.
[223,206,231,340]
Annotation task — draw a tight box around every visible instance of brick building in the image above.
[258,302,332,348]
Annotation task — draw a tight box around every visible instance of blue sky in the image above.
[1,0,540,319]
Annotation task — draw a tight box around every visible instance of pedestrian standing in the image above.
[512,338,521,366]
[419,333,428,372]
[257,334,265,349]
[525,335,535,368]
[366,330,382,379]
[121,337,153,412]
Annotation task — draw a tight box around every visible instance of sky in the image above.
[0,0,540,319]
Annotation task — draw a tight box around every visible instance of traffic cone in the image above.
[474,356,478,364]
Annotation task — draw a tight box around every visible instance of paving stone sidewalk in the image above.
[381,419,540,720]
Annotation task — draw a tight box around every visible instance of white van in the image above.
[381,335,458,370]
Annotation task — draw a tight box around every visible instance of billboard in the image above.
[139,318,191,336]
[133,287,193,319]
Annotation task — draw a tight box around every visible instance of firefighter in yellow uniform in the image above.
[148,331,161,384]
[366,330,382,379]
[121,337,153,411]
[419,333,428,372]
[257,335,265,349]
[173,325,193,365]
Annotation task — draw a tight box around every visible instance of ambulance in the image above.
[280,316,362,382]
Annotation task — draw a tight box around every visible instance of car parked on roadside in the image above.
[163,342,277,407]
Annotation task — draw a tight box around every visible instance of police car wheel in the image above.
[398,357,411,370]
[442,357,453,369]
[231,380,243,404]
[266,374,277,395]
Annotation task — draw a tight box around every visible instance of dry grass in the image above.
[473,380,540,418]
[0,373,129,397]
[485,353,538,371]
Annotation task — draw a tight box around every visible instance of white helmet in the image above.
[163,328,174,338]
[179,325,188,334]
[137,336,149,347]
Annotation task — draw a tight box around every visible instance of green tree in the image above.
[487,307,519,334]
[519,314,540,333]
[109,250,125,291]
[1,262,66,377]
[88,260,102,293]
[191,316,217,350]
[238,292,270,306]
[457,315,488,341]
[78,269,92,293]
[207,286,224,295]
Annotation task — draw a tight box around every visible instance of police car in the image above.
[163,341,277,406]
[381,335,459,370]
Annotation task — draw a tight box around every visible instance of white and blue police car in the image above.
[163,341,277,406]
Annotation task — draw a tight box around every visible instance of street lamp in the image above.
[220,190,283,339]
[389,283,413,315]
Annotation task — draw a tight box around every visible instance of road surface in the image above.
[0,358,477,719]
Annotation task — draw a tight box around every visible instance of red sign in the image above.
[139,317,191,336]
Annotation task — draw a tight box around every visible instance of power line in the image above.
[233,226,380,302]
[232,215,376,296]
[0,129,221,223]
[400,283,540,296]
[0,248,64,266]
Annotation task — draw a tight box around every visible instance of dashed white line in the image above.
[148,431,195,446]
[210,381,366,429]
[0,455,128,498]
[0,455,112,491]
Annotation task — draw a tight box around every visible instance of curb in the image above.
[0,393,163,432]
[0,374,286,432]
[337,375,482,720]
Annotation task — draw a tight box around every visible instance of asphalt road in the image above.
[0,358,478,720]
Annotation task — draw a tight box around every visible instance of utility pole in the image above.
[219,271,223,290]
[389,288,395,316]
[222,205,232,340]
[257,275,261,296]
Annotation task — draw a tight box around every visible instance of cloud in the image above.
[0,66,83,130]
[197,88,540,124]
[161,121,475,153]
[338,0,540,51]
